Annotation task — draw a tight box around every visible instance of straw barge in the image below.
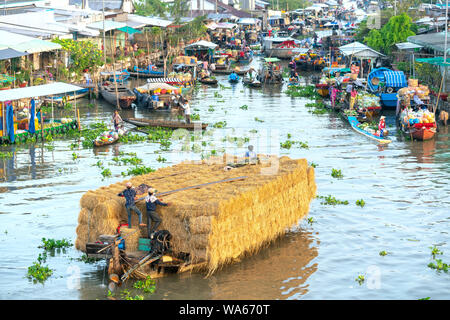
[75,156,316,280]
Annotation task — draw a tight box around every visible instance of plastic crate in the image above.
[138,238,151,251]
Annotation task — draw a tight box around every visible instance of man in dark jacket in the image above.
[145,188,170,238]
[118,182,146,228]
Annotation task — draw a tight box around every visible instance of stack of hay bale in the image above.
[76,155,317,274]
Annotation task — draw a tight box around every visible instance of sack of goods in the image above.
[61,118,73,124]
[408,78,419,87]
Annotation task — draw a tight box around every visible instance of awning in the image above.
[395,42,423,50]
[237,18,259,25]
[0,82,85,102]
[127,14,173,28]
[0,48,27,60]
[339,41,384,58]
[12,39,61,54]
[138,82,180,91]
[118,26,142,34]
[185,40,218,50]
[416,57,450,66]
[0,30,61,54]
[87,20,127,32]
[384,71,407,88]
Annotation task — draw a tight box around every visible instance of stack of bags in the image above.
[398,79,430,102]
[357,93,380,108]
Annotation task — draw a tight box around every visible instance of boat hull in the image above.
[347,115,391,144]
[124,118,208,130]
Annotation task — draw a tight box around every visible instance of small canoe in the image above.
[124,118,208,130]
[94,136,119,147]
[199,78,218,85]
[243,78,262,88]
[347,115,391,144]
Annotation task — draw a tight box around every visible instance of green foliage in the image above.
[39,238,72,251]
[285,85,320,99]
[430,246,443,259]
[331,168,343,179]
[364,29,385,53]
[212,121,227,128]
[363,13,416,54]
[355,275,365,285]
[254,117,264,123]
[240,105,248,110]
[101,168,112,178]
[27,262,53,283]
[133,276,156,294]
[122,166,155,177]
[0,151,13,159]
[52,38,103,76]
[317,195,349,206]
[379,250,388,256]
[356,199,366,208]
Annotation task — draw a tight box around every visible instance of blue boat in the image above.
[347,115,391,144]
[100,69,130,83]
[367,67,407,108]
[131,65,164,77]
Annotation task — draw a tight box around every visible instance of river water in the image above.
[1,57,450,300]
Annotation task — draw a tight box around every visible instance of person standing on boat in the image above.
[112,110,122,131]
[182,98,191,124]
[145,188,169,239]
[378,116,386,137]
[118,182,146,229]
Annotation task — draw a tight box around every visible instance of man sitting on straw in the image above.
[145,188,170,239]
[118,182,146,228]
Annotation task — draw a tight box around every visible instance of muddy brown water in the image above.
[1,59,450,299]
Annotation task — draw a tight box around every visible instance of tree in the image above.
[168,0,190,24]
[52,38,103,79]
[380,13,415,54]
[133,0,168,18]
[364,29,384,53]
[362,13,416,54]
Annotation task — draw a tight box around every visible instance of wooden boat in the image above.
[212,68,247,76]
[199,78,218,85]
[129,65,164,78]
[243,77,262,88]
[94,135,119,147]
[402,122,437,141]
[315,83,329,97]
[99,83,136,109]
[346,115,391,144]
[123,117,208,130]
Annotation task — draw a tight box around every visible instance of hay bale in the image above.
[120,227,140,252]
[75,155,317,273]
[189,216,213,234]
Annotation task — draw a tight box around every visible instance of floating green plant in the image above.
[379,250,388,256]
[39,238,72,251]
[356,199,366,207]
[240,105,248,110]
[254,117,264,123]
[27,262,53,283]
[101,168,112,178]
[331,168,343,179]
[430,246,443,259]
[213,121,227,128]
[133,276,156,294]
[318,195,349,205]
[355,275,365,285]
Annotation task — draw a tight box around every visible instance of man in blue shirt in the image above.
[244,145,257,164]
[118,182,146,229]
[145,188,169,238]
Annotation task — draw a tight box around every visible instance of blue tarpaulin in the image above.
[6,103,14,143]
[384,71,407,88]
[29,98,35,134]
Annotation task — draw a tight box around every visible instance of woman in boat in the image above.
[112,110,123,131]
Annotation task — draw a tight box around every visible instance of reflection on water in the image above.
[1,58,450,299]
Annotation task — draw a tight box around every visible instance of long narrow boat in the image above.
[199,78,218,85]
[243,77,262,88]
[347,115,391,144]
[94,135,119,147]
[99,84,136,109]
[124,117,208,130]
[212,68,248,76]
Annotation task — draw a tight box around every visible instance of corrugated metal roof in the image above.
[408,32,450,54]
[0,82,84,101]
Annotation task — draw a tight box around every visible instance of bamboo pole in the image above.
[109,31,121,110]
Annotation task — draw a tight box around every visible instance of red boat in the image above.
[410,123,437,141]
